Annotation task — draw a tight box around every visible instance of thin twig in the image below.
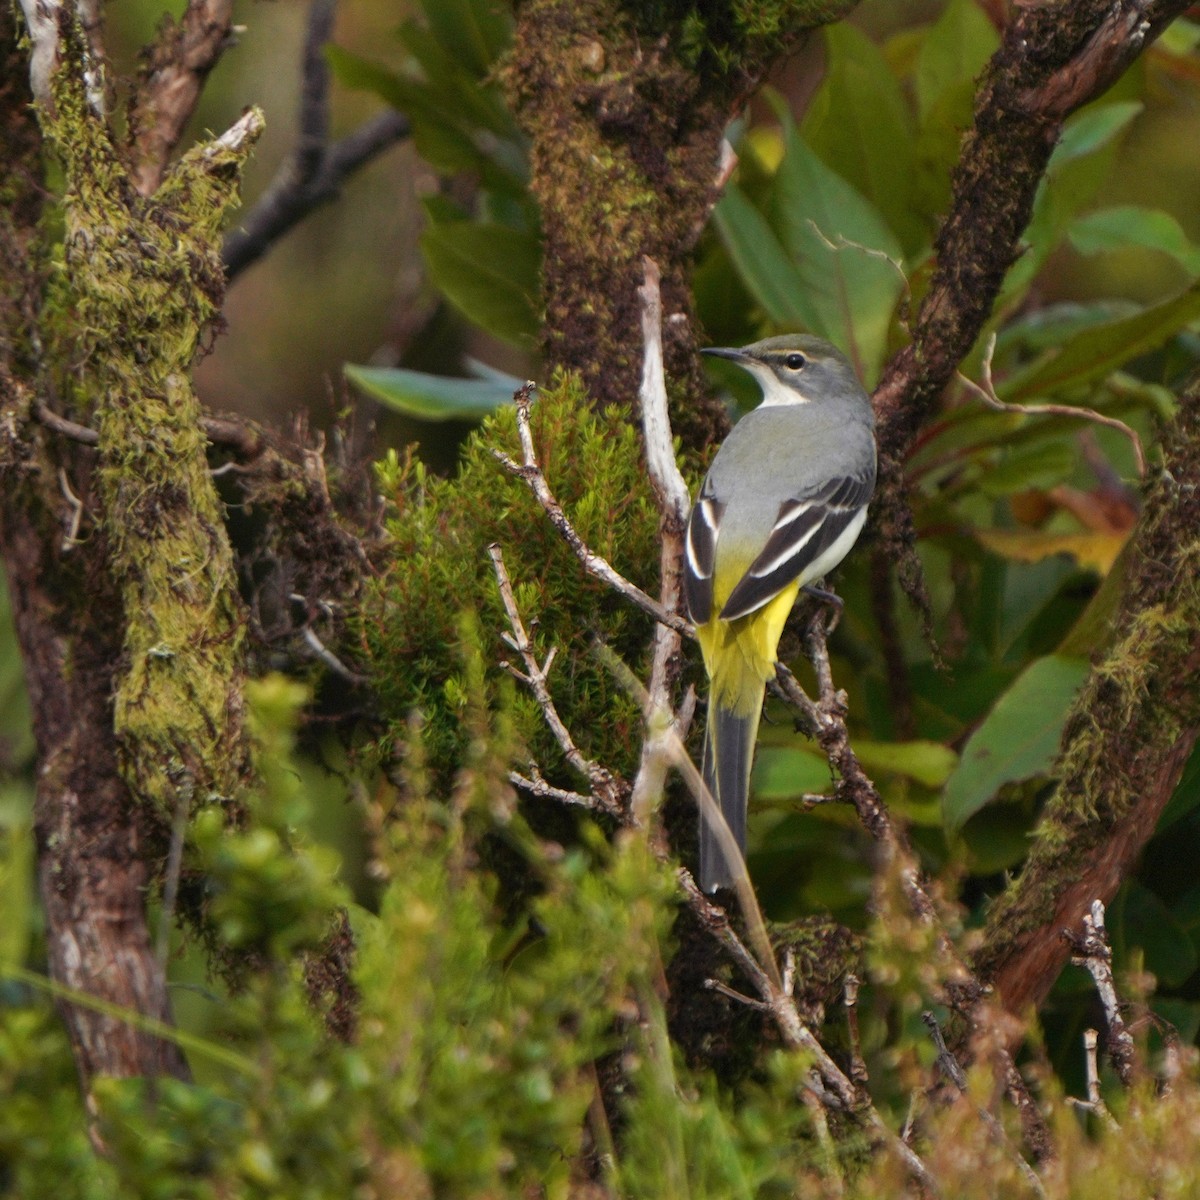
[156,775,193,969]
[845,974,868,1087]
[222,0,409,279]
[958,332,1146,477]
[778,614,1054,1156]
[36,399,98,445]
[1070,1028,1120,1130]
[1066,898,1137,1087]
[300,626,367,683]
[599,640,770,972]
[57,468,85,550]
[508,769,604,812]
[923,1011,1046,1198]
[488,542,625,818]
[630,258,693,825]
[493,382,693,638]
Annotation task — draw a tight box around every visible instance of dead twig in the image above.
[1065,898,1137,1087]
[680,871,938,1193]
[958,332,1146,478]
[508,769,604,813]
[923,1011,1046,1198]
[488,542,625,819]
[131,0,237,194]
[777,617,1053,1157]
[493,383,692,638]
[844,974,868,1087]
[630,258,693,826]
[1070,1028,1120,1131]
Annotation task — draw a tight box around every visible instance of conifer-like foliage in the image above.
[361,374,664,787]
[8,0,1200,1196]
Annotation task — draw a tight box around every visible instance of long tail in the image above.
[698,688,765,892]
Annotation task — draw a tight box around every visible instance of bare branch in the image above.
[630,258,694,824]
[1071,1029,1121,1130]
[923,1011,1046,1198]
[509,769,604,812]
[488,542,626,818]
[131,0,236,194]
[874,0,1191,459]
[19,0,63,111]
[958,333,1146,477]
[494,383,693,637]
[1066,899,1137,1087]
[974,383,1200,1018]
[844,973,868,1087]
[638,257,691,525]
[221,0,409,279]
[679,873,939,1193]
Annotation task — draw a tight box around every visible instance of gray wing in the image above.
[719,467,874,622]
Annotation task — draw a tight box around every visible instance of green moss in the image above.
[42,52,262,817]
[360,371,663,792]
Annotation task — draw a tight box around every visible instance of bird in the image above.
[683,334,877,892]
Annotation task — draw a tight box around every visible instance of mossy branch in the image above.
[974,378,1200,1016]
[48,49,263,819]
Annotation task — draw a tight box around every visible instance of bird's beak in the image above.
[700,346,750,363]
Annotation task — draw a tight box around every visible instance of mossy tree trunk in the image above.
[974,382,1200,1016]
[504,0,856,451]
[0,13,259,1089]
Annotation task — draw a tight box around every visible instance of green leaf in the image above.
[1110,881,1199,988]
[976,440,1077,497]
[419,0,511,77]
[1069,205,1200,274]
[1157,741,1200,833]
[712,184,817,328]
[999,100,1142,307]
[754,746,832,802]
[1055,100,1143,163]
[942,655,1089,833]
[345,364,518,421]
[767,103,906,385]
[959,803,1036,874]
[853,740,958,788]
[914,0,999,119]
[325,46,525,194]
[1000,282,1200,402]
[802,29,922,251]
[396,22,517,140]
[420,220,541,345]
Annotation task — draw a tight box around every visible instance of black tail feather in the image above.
[697,696,762,892]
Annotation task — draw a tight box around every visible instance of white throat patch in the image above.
[749,363,812,407]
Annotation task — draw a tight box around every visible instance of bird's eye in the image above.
[784,352,807,370]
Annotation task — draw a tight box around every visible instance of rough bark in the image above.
[45,42,260,826]
[869,0,1192,621]
[504,0,855,450]
[873,0,1192,461]
[973,381,1200,1016]
[1,5,188,1084]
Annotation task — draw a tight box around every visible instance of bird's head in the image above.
[702,335,864,408]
